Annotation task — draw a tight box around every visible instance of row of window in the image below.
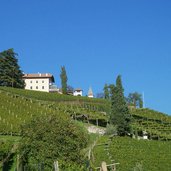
[30,86,45,90]
[30,80,45,83]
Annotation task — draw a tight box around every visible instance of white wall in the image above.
[73,91,83,96]
[24,78,52,92]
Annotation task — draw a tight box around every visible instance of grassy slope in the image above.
[0,86,109,106]
[93,136,171,171]
[131,108,171,140]
[0,86,171,138]
[0,87,109,134]
[1,87,171,171]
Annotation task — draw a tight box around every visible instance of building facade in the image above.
[73,88,83,96]
[23,73,55,92]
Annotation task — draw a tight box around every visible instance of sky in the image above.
[0,0,171,114]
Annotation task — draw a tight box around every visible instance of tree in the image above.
[126,92,143,108]
[103,84,109,99]
[0,49,24,88]
[60,66,68,94]
[67,85,74,94]
[19,114,89,170]
[109,75,131,136]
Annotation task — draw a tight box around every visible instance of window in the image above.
[30,81,32,83]
[36,86,38,89]
[36,80,38,83]
[30,86,32,89]
[42,86,44,89]
[42,80,44,83]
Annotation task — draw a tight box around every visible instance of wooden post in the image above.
[113,164,116,171]
[16,154,20,171]
[101,161,107,171]
[96,118,98,127]
[54,161,59,171]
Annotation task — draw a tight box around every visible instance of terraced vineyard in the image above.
[92,136,171,171]
[1,87,171,170]
[131,108,171,140]
[0,87,108,135]
[0,86,110,113]
[0,90,57,134]
[1,87,171,140]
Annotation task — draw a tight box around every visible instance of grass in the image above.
[0,135,21,142]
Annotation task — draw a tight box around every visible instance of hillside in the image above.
[1,87,171,170]
[131,108,171,140]
[92,136,171,171]
[0,86,110,111]
[0,87,171,139]
[0,87,109,135]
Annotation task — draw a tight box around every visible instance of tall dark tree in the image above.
[110,75,131,136]
[103,84,109,99]
[60,66,68,94]
[0,49,24,88]
[126,92,143,108]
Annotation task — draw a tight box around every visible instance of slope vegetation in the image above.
[92,136,171,171]
[131,108,171,140]
[0,87,109,135]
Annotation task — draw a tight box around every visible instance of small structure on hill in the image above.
[23,73,59,93]
[73,88,83,96]
[142,130,148,140]
[88,87,94,98]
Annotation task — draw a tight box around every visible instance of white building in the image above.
[73,88,83,96]
[88,87,94,98]
[23,73,57,92]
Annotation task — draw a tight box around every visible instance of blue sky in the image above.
[1,0,171,114]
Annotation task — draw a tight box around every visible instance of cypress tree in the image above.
[0,49,24,88]
[110,75,131,136]
[60,66,68,94]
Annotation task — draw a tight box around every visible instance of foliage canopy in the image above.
[0,49,24,88]
[19,114,89,170]
[109,75,131,136]
[126,92,143,108]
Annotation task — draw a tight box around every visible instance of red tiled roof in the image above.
[23,73,53,78]
[74,88,83,91]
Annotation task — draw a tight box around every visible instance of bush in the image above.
[19,114,89,170]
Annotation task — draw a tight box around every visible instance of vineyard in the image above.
[1,87,171,170]
[0,87,109,135]
[131,108,171,140]
[0,87,110,112]
[1,87,171,139]
[92,136,171,171]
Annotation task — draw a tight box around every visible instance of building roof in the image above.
[23,73,55,82]
[74,88,83,91]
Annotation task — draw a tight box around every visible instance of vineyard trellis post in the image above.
[54,160,59,171]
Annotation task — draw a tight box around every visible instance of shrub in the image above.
[19,114,89,170]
